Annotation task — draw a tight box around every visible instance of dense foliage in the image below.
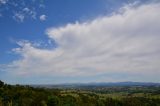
[0,80,160,106]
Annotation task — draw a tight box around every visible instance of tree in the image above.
[0,80,4,87]
[47,96,60,106]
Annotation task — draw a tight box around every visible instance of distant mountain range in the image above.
[30,82,160,89]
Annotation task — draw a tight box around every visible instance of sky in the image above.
[0,0,160,84]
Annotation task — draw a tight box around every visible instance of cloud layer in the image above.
[3,3,160,83]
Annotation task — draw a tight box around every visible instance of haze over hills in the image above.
[30,82,160,89]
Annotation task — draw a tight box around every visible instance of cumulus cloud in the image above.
[3,3,160,83]
[39,14,47,21]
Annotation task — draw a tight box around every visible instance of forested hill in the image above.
[0,80,160,106]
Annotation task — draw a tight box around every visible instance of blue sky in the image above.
[0,0,132,64]
[0,0,160,84]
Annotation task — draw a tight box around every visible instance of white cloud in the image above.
[0,0,46,22]
[23,7,30,12]
[13,13,25,22]
[0,0,7,5]
[12,7,37,22]
[39,4,45,8]
[39,14,47,21]
[4,3,160,83]
[0,0,45,22]
[23,7,36,19]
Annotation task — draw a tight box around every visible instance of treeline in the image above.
[0,80,160,106]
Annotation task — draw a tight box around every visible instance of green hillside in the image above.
[0,80,160,106]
